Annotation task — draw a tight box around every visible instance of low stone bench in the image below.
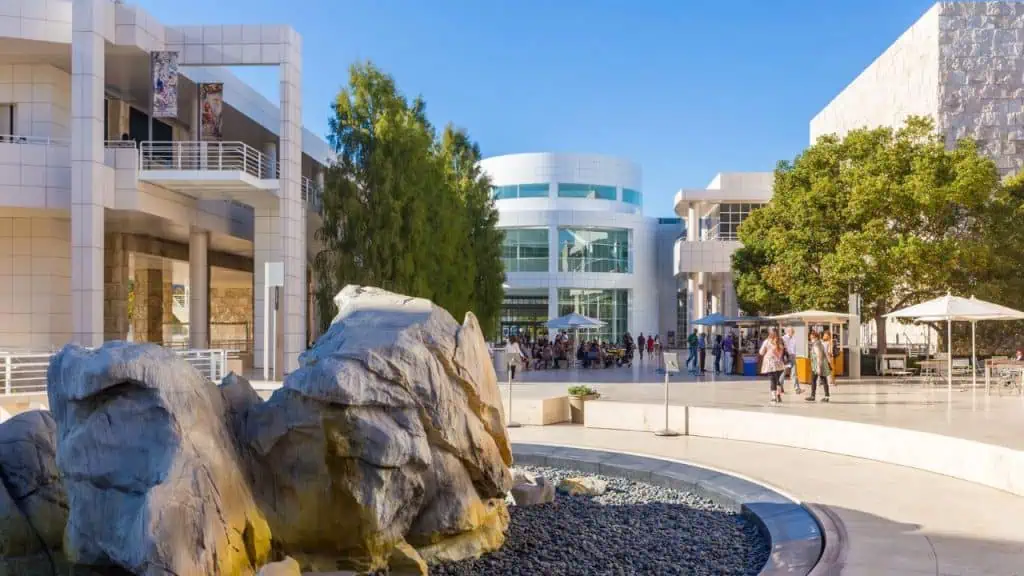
[502,396,570,426]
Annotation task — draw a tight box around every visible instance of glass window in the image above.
[501,227,550,272]
[622,188,642,206]
[558,227,630,273]
[557,288,630,344]
[557,183,616,200]
[0,104,14,137]
[710,203,764,240]
[492,183,549,200]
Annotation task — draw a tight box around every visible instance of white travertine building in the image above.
[481,152,680,344]
[0,0,329,376]
[812,1,1024,175]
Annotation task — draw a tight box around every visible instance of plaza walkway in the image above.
[507,363,1024,450]
[512,426,1024,575]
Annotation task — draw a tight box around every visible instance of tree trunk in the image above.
[875,311,888,356]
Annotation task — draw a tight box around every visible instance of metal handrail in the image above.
[104,140,137,149]
[0,348,230,395]
[139,141,272,180]
[0,135,70,146]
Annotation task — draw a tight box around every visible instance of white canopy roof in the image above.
[769,310,851,324]
[886,294,1024,322]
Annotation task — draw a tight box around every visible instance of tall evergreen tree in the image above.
[313,62,505,335]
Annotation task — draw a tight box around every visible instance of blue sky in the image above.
[137,0,939,217]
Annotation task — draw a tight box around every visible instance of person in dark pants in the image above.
[698,332,707,373]
[806,331,831,402]
[637,333,646,362]
[713,334,723,374]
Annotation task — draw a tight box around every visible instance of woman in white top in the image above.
[505,336,525,380]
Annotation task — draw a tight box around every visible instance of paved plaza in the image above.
[505,362,1024,450]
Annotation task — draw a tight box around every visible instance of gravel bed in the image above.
[431,465,769,576]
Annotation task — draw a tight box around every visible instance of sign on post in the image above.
[263,262,284,382]
[663,352,680,374]
[504,350,521,428]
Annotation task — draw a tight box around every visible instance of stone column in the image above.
[145,268,163,343]
[548,223,559,274]
[280,29,306,373]
[71,0,109,347]
[686,273,696,335]
[695,272,707,332]
[253,206,279,374]
[188,228,209,349]
[686,204,697,242]
[723,274,738,318]
[104,233,130,341]
[547,285,558,324]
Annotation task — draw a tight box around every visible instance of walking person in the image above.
[638,333,646,362]
[646,335,655,362]
[723,331,735,375]
[686,329,699,372]
[760,328,786,403]
[713,334,723,374]
[782,327,803,394]
[806,331,831,402]
[698,332,707,373]
[822,329,838,390]
[506,336,525,380]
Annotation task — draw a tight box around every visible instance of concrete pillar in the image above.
[723,274,738,318]
[262,142,277,179]
[547,285,558,323]
[188,228,209,349]
[71,0,110,347]
[548,224,559,274]
[145,268,163,343]
[695,272,707,332]
[104,233,130,341]
[280,30,306,373]
[686,273,696,335]
[686,204,697,242]
[849,293,862,379]
[253,206,279,373]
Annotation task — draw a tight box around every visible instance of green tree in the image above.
[313,62,505,335]
[732,116,1005,354]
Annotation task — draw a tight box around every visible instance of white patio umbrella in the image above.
[546,313,606,350]
[887,294,1024,401]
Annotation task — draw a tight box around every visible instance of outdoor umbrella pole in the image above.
[971,320,977,403]
[947,319,953,404]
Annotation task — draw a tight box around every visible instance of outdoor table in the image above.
[984,360,1024,396]
[918,359,947,383]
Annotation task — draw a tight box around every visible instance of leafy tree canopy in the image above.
[732,116,1023,352]
[313,62,504,335]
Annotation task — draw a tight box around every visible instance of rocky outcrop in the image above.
[243,286,512,572]
[0,410,68,574]
[46,342,272,575]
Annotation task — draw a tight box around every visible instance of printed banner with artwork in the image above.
[151,51,179,118]
[199,83,224,141]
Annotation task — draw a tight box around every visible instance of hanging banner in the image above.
[151,51,179,118]
[199,83,224,141]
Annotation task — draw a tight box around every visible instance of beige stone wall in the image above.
[211,284,252,344]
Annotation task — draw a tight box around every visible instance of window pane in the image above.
[557,227,630,273]
[623,188,642,205]
[556,288,630,344]
[518,183,549,198]
[492,185,517,200]
[558,183,616,200]
[501,227,549,273]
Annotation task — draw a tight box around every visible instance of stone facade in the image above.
[812,1,1024,175]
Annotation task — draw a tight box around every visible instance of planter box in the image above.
[569,393,600,424]
[502,396,570,426]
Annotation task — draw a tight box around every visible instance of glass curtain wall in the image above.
[557,183,616,200]
[702,203,764,241]
[501,227,549,272]
[498,293,549,342]
[558,228,630,273]
[557,288,629,344]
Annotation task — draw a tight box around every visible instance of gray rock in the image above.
[243,286,512,572]
[557,477,608,497]
[46,342,272,575]
[509,469,554,506]
[0,410,68,574]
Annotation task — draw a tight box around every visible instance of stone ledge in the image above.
[502,395,569,426]
[584,400,1024,497]
[512,443,825,576]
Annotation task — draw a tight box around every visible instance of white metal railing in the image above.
[0,348,230,395]
[0,135,70,146]
[302,175,323,213]
[139,141,272,180]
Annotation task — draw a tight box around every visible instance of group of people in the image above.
[502,331,649,376]
[634,333,662,363]
[759,327,838,404]
[684,329,739,374]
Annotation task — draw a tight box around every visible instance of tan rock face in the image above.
[46,343,272,575]
[244,286,512,572]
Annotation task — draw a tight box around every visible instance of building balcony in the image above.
[674,237,740,275]
[0,136,71,209]
[139,141,280,209]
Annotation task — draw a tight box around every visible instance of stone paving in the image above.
[502,363,1024,450]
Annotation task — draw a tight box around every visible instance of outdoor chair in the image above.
[881,356,917,385]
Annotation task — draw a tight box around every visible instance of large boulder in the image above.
[509,469,555,507]
[243,285,512,572]
[0,410,69,574]
[46,342,272,575]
